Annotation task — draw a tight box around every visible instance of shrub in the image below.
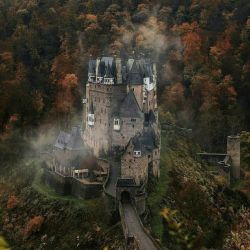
[22,216,45,239]
[6,195,18,210]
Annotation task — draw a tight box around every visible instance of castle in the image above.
[43,54,161,202]
[82,55,161,185]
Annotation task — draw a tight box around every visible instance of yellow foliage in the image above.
[0,236,9,250]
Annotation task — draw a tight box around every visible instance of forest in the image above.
[0,0,249,150]
[0,0,250,249]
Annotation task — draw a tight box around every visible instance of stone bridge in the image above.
[119,200,161,250]
[104,162,161,249]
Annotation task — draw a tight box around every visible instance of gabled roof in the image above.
[131,127,157,155]
[54,126,84,151]
[54,131,70,149]
[67,126,84,150]
[119,91,144,118]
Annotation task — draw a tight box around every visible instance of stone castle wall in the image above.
[43,168,103,199]
[112,117,144,148]
[84,83,127,155]
[121,142,149,185]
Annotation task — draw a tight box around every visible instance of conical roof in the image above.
[88,59,96,75]
[105,63,113,78]
[127,60,143,84]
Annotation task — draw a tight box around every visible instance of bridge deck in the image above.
[122,202,158,250]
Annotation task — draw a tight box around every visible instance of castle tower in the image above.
[83,55,159,158]
[227,135,240,179]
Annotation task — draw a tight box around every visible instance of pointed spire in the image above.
[105,63,113,78]
[127,60,143,84]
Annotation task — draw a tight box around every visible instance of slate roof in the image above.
[101,56,114,66]
[144,110,156,125]
[54,126,84,151]
[116,178,137,187]
[132,127,157,155]
[119,91,144,118]
[97,60,106,76]
[88,56,155,85]
[54,131,70,149]
[127,60,143,84]
[88,59,96,74]
[105,63,113,78]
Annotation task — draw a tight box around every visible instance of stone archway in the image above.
[121,190,131,203]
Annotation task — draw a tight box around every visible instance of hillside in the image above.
[147,127,249,249]
[0,132,126,250]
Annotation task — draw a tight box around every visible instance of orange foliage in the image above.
[22,216,45,238]
[58,73,78,90]
[210,39,232,57]
[182,32,202,61]
[0,52,13,61]
[51,43,76,82]
[55,74,78,114]
[6,195,18,210]
[162,83,185,111]
[172,21,200,34]
[137,4,148,11]
[85,23,100,33]
[85,14,97,22]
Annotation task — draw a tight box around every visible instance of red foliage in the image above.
[162,83,185,111]
[6,195,18,210]
[55,74,78,114]
[22,216,45,238]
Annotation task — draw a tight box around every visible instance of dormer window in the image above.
[113,118,120,131]
[104,77,114,85]
[87,114,95,126]
[88,73,96,83]
[96,76,103,83]
[134,150,141,157]
[143,77,154,91]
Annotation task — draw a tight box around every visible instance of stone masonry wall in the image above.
[43,169,103,199]
[121,142,149,185]
[84,83,127,156]
[112,117,144,148]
